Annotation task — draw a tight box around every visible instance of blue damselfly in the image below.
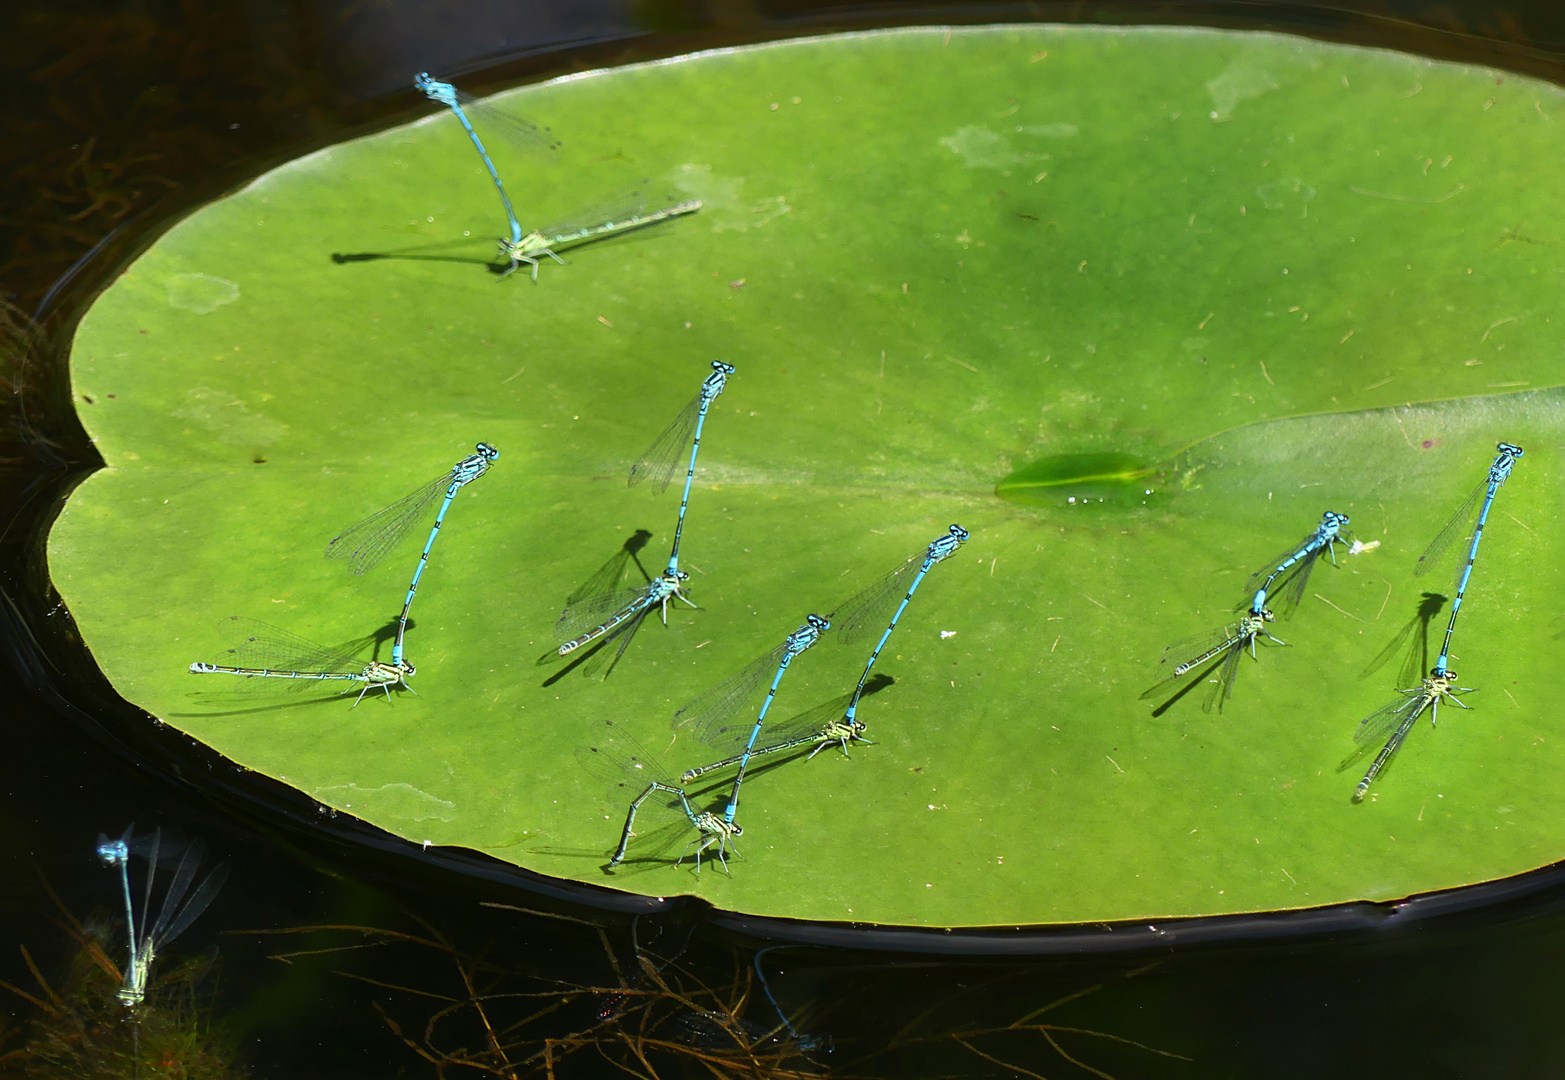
[831,524,967,724]
[630,361,735,576]
[95,828,228,1008]
[1243,510,1350,617]
[1414,442,1523,677]
[673,614,830,826]
[325,442,497,668]
[414,73,557,248]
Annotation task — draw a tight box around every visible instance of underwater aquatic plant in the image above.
[244,901,1189,1080]
[0,869,241,1080]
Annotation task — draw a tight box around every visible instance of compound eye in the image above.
[732,824,744,836]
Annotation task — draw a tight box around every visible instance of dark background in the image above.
[3,2,1565,1076]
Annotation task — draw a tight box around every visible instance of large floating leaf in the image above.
[52,26,1564,927]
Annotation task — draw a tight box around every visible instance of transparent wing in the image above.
[1239,522,1327,588]
[1353,691,1426,747]
[325,472,451,576]
[216,617,367,674]
[582,605,654,679]
[540,183,664,239]
[1147,622,1242,684]
[576,721,682,793]
[672,647,788,745]
[554,588,649,642]
[1339,694,1425,772]
[137,829,162,944]
[759,692,859,743]
[1202,639,1246,714]
[699,692,857,756]
[146,838,203,947]
[1414,481,1485,578]
[1360,617,1419,682]
[628,394,700,493]
[153,863,229,951]
[457,91,560,155]
[565,531,654,606]
[830,559,915,646]
[102,825,190,865]
[1243,530,1323,596]
[1274,548,1325,618]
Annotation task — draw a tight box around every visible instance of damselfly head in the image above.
[1325,510,1349,527]
[413,73,458,108]
[1497,442,1523,457]
[475,442,499,461]
[95,836,129,866]
[1256,608,1276,623]
[711,361,736,374]
[807,613,830,631]
[948,523,970,540]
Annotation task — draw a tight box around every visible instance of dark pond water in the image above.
[4,1,1565,1076]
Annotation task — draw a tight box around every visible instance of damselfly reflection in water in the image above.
[95,827,229,1008]
[189,617,413,706]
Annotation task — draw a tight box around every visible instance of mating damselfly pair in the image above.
[188,359,738,699]
[96,826,228,1008]
[1141,508,1353,714]
[1338,442,1523,801]
[332,74,701,280]
[1140,441,1524,803]
[578,524,969,875]
[189,442,499,704]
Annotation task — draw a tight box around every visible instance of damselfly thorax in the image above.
[363,660,415,687]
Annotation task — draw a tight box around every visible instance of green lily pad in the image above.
[51,25,1565,928]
